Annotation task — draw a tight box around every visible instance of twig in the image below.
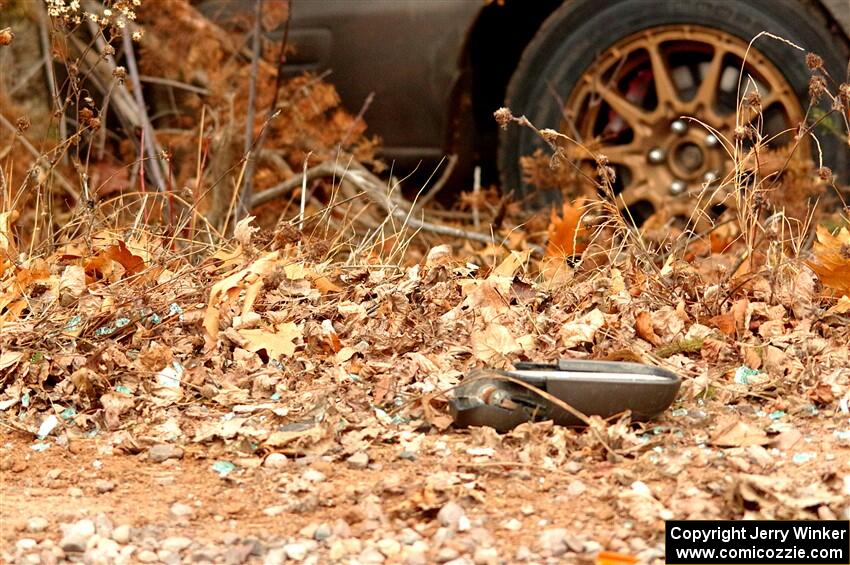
[472,165,481,229]
[412,153,458,210]
[138,75,210,96]
[237,0,264,220]
[121,28,167,192]
[251,159,500,246]
[37,5,67,164]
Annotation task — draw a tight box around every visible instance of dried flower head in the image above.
[0,27,13,47]
[806,52,824,71]
[494,107,513,130]
[733,125,754,142]
[808,75,827,102]
[743,90,762,110]
[16,116,31,133]
[838,83,850,107]
[113,66,126,83]
[539,128,562,146]
[817,166,833,181]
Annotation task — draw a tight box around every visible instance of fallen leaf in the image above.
[238,322,301,359]
[807,225,850,295]
[710,418,770,447]
[472,323,520,365]
[635,311,660,345]
[204,250,281,343]
[545,200,587,258]
[560,308,605,348]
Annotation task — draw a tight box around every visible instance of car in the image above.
[201,0,850,222]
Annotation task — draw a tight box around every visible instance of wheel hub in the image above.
[563,25,807,225]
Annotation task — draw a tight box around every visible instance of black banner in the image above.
[665,520,850,564]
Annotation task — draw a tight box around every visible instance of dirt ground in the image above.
[3,391,850,564]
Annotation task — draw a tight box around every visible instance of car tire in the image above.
[499,0,849,203]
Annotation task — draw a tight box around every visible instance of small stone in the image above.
[26,517,49,533]
[283,542,307,562]
[170,502,195,520]
[474,546,499,565]
[263,453,288,468]
[112,524,131,544]
[59,519,96,553]
[136,549,158,562]
[68,487,83,497]
[358,547,386,563]
[377,538,401,557]
[436,547,460,562]
[501,518,522,531]
[223,544,252,564]
[161,537,193,553]
[148,444,184,463]
[515,546,535,561]
[314,523,333,542]
[95,479,115,493]
[346,452,369,469]
[398,450,416,461]
[539,528,569,557]
[94,513,113,538]
[302,469,326,483]
[158,549,181,565]
[399,528,421,545]
[16,538,38,552]
[264,547,286,565]
[328,540,346,560]
[262,505,285,517]
[437,501,466,530]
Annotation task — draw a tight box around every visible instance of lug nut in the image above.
[648,148,665,164]
[705,134,719,147]
[703,171,718,183]
[671,119,687,134]
[670,180,687,195]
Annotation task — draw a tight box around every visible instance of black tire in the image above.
[499,0,849,201]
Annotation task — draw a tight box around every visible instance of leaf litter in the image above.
[2,210,850,563]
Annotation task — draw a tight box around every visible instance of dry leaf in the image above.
[710,418,770,447]
[238,322,301,359]
[204,250,282,343]
[545,200,587,258]
[807,225,850,295]
[635,311,660,345]
[560,308,605,348]
[233,215,258,247]
[472,323,520,365]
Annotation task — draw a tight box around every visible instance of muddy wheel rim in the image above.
[563,25,807,224]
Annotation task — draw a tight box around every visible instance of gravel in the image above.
[148,444,185,463]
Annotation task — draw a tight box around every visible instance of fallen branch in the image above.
[251,160,499,245]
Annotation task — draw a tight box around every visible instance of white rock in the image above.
[59,519,95,553]
[111,524,131,544]
[169,502,195,520]
[263,453,288,468]
[302,469,326,483]
[284,542,308,561]
[26,517,49,533]
[161,536,193,552]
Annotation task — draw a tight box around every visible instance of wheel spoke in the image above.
[691,46,726,113]
[588,76,648,130]
[646,40,679,112]
[600,144,646,172]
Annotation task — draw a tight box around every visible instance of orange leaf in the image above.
[635,311,660,345]
[545,201,587,258]
[596,551,639,565]
[104,241,146,276]
[806,225,850,295]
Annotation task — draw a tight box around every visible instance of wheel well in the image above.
[450,0,562,187]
